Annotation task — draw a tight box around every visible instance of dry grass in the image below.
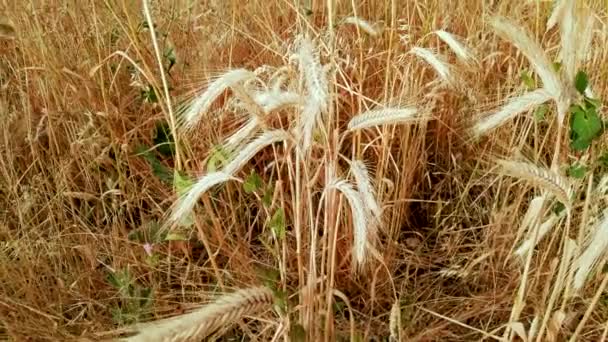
[2,0,608,341]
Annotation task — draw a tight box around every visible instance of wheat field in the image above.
[2,0,608,341]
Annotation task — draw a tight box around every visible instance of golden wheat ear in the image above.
[434,30,477,65]
[180,69,256,129]
[472,89,552,136]
[122,286,274,342]
[496,160,574,210]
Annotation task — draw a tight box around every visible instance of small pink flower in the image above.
[143,243,154,257]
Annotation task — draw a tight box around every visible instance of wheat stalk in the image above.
[497,160,573,210]
[123,286,274,342]
[389,299,401,342]
[347,107,419,131]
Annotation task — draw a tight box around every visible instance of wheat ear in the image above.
[347,107,419,131]
[169,130,288,226]
[295,36,329,153]
[489,16,563,100]
[497,160,573,210]
[434,30,476,64]
[350,160,382,222]
[573,212,608,291]
[223,129,289,175]
[181,69,256,129]
[169,172,237,225]
[330,179,374,267]
[252,90,303,114]
[341,17,382,37]
[515,214,561,258]
[409,47,453,83]
[223,117,261,152]
[473,88,552,136]
[123,287,274,342]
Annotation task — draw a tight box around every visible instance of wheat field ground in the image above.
[2,0,608,341]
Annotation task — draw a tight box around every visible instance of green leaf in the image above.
[164,47,177,72]
[567,163,587,179]
[553,201,566,216]
[145,253,160,267]
[534,104,548,121]
[173,171,195,227]
[173,171,193,197]
[153,121,175,157]
[599,152,608,168]
[137,287,154,309]
[141,85,158,103]
[585,97,602,110]
[552,61,562,72]
[269,208,286,240]
[206,145,231,172]
[289,324,307,342]
[165,232,188,241]
[134,145,173,183]
[575,70,589,95]
[262,186,274,207]
[520,71,535,89]
[243,171,263,194]
[107,269,134,297]
[570,105,603,151]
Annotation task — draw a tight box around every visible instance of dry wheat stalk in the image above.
[123,287,274,342]
[389,299,401,341]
